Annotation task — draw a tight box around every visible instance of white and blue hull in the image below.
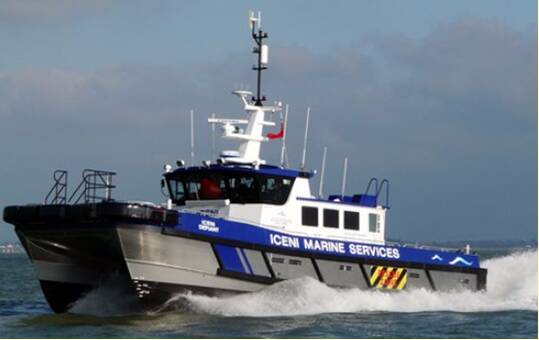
[5,202,486,313]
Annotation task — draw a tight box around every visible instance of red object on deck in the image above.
[199,178,222,199]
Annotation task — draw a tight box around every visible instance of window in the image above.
[302,207,318,226]
[227,175,258,203]
[199,177,226,200]
[289,259,302,265]
[259,176,294,205]
[344,211,360,230]
[167,179,185,204]
[166,170,295,205]
[369,213,380,232]
[323,209,339,228]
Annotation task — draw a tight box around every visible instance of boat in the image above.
[3,12,487,313]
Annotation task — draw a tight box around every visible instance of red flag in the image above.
[266,122,284,140]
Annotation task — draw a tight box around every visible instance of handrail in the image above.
[44,170,68,204]
[363,177,378,196]
[68,169,116,204]
[377,178,390,208]
[362,177,390,208]
[385,240,461,253]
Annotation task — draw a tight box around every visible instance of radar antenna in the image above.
[249,11,268,106]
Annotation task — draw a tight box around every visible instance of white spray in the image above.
[181,250,538,317]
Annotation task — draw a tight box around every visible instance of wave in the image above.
[68,276,143,316]
[180,250,538,316]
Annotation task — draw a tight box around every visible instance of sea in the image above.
[0,248,536,338]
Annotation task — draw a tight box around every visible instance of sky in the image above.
[0,0,536,243]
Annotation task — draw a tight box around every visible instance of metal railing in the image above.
[363,177,390,208]
[376,178,390,209]
[44,170,68,204]
[44,169,116,204]
[69,169,116,204]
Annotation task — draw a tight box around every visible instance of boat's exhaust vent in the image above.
[44,169,117,204]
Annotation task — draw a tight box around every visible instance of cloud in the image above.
[0,17,536,241]
[1,17,534,167]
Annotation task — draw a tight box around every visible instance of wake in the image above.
[180,250,538,316]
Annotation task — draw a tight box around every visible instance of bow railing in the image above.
[44,169,116,204]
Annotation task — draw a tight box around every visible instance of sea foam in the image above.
[68,250,537,316]
[180,250,538,316]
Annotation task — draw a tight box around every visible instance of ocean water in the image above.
[0,248,536,338]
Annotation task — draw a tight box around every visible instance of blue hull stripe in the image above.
[177,213,481,268]
[239,248,254,274]
[214,244,246,273]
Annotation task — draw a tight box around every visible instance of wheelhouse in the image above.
[164,165,312,206]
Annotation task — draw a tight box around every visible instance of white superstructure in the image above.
[169,11,389,246]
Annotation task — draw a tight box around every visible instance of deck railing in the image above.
[44,170,68,204]
[69,169,116,204]
[44,169,116,204]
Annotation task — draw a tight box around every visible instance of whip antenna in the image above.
[300,107,311,170]
[211,113,216,160]
[318,146,327,198]
[341,157,348,197]
[190,109,195,166]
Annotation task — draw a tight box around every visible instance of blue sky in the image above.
[0,0,537,243]
[1,1,535,69]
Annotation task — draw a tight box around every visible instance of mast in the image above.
[250,11,268,107]
[207,11,281,166]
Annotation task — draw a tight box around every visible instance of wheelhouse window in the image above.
[323,209,339,228]
[344,211,360,230]
[227,174,257,203]
[369,213,379,232]
[166,169,295,206]
[259,176,293,204]
[168,179,185,204]
[302,206,318,227]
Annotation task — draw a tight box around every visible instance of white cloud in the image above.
[0,17,535,241]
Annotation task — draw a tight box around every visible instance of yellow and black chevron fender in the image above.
[369,266,408,290]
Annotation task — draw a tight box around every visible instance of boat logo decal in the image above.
[199,208,219,216]
[369,266,407,290]
[431,254,443,261]
[449,256,473,266]
[198,219,220,233]
[268,233,401,259]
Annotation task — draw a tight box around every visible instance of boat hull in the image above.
[14,223,133,312]
[5,203,487,313]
